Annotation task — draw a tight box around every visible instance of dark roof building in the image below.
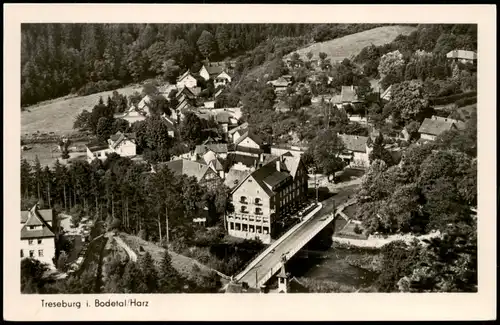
[21,205,55,240]
[418,116,458,138]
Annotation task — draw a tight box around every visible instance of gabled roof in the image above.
[195,144,228,155]
[214,88,225,98]
[162,115,177,131]
[224,282,260,293]
[160,159,216,182]
[234,130,264,147]
[339,134,369,153]
[176,86,197,99]
[215,70,232,80]
[177,70,196,82]
[228,122,249,136]
[224,168,251,189]
[205,64,225,77]
[109,131,136,149]
[418,116,457,136]
[86,141,110,153]
[340,86,360,103]
[446,50,477,61]
[381,85,393,100]
[268,77,291,88]
[225,153,260,169]
[21,205,55,239]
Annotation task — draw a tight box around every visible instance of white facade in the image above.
[420,133,437,141]
[111,139,136,157]
[86,147,111,163]
[214,71,232,88]
[177,74,198,89]
[21,236,56,267]
[199,65,210,81]
[238,136,260,149]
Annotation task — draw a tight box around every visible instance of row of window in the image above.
[229,222,269,234]
[21,249,43,258]
[240,196,261,205]
[27,239,43,245]
[240,206,263,214]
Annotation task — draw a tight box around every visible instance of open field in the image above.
[21,84,143,136]
[118,233,215,280]
[21,141,88,168]
[285,25,417,62]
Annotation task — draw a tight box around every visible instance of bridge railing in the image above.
[255,213,335,288]
[235,202,323,281]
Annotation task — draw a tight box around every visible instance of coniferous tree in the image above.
[139,252,158,293]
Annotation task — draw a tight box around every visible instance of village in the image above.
[20,23,478,295]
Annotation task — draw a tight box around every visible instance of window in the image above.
[29,226,36,230]
[37,239,42,244]
[254,197,261,205]
[241,206,248,213]
[249,225,255,233]
[242,224,248,232]
[255,208,262,215]
[38,250,44,257]
[240,196,247,203]
[263,227,269,234]
[230,222,234,230]
[256,226,262,233]
[21,250,24,258]
[28,239,34,245]
[235,223,241,231]
[29,250,35,258]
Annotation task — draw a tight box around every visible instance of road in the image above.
[237,184,360,288]
[113,235,138,262]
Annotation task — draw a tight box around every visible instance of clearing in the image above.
[21,141,88,168]
[21,84,143,136]
[285,25,417,62]
[118,233,224,281]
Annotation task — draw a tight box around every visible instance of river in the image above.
[287,246,379,288]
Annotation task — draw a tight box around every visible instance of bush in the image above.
[455,96,477,108]
[429,91,477,106]
[353,224,363,234]
[77,80,123,97]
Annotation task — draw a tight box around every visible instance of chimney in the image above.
[276,160,281,172]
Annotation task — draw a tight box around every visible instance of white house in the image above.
[214,70,232,88]
[113,106,147,124]
[108,131,137,157]
[85,142,112,163]
[338,134,372,168]
[176,70,198,89]
[21,204,56,268]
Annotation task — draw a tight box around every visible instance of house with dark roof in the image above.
[338,133,372,168]
[21,204,56,268]
[226,154,308,244]
[233,130,265,156]
[158,158,221,189]
[108,131,137,157]
[418,115,458,141]
[85,141,112,163]
[199,61,233,81]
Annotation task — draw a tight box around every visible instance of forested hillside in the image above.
[21,23,388,107]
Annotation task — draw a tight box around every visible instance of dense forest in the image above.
[21,23,388,107]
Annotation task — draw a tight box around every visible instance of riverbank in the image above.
[332,230,442,248]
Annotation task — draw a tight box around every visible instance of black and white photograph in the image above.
[4,3,496,322]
